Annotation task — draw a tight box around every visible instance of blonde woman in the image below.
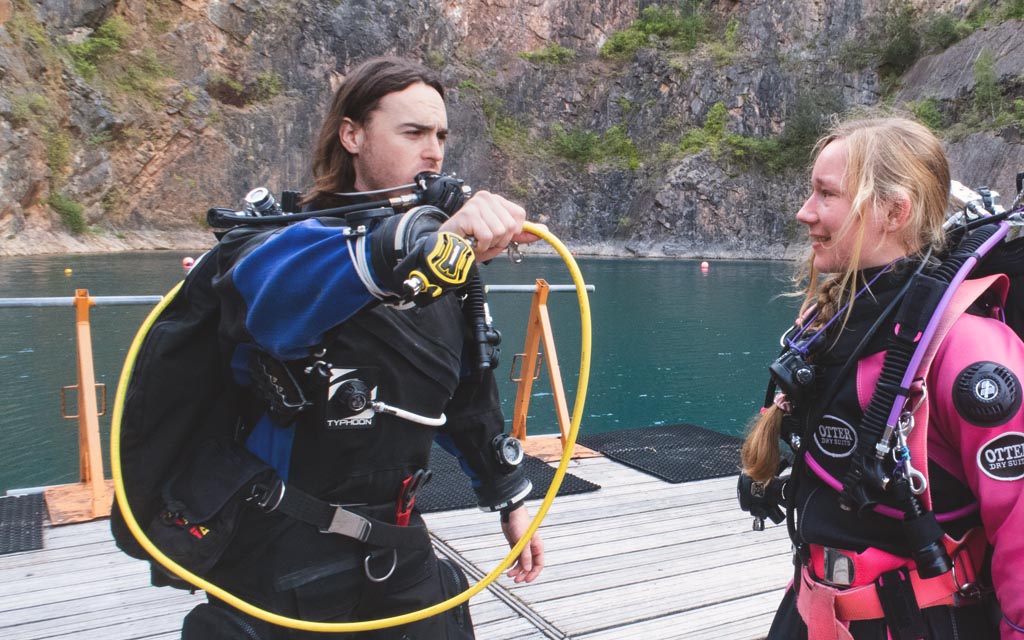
[739,117,1024,639]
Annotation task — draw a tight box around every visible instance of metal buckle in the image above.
[247,480,285,511]
[321,506,372,542]
[364,549,398,583]
[823,547,854,587]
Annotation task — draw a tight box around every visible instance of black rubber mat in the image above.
[578,424,742,483]
[416,449,600,513]
[0,492,45,555]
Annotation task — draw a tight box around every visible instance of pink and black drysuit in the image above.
[763,266,1024,640]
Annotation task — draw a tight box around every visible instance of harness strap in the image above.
[253,481,432,551]
[798,528,988,624]
[797,567,856,640]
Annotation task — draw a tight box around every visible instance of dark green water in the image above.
[0,250,799,493]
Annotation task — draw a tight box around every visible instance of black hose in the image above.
[207,199,395,228]
[845,223,999,489]
[461,270,500,371]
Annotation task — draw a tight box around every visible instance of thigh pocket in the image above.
[290,565,363,623]
[437,558,474,639]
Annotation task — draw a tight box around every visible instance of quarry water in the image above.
[0,250,800,492]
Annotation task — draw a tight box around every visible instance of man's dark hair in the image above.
[305,57,445,204]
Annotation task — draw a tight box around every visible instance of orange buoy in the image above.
[700,261,709,271]
[182,256,195,272]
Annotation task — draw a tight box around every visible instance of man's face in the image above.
[340,82,447,196]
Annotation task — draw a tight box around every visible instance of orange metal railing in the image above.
[0,290,160,525]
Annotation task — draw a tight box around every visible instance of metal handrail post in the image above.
[72,289,107,517]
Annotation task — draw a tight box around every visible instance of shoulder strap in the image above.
[909,273,1008,510]
[916,274,1009,379]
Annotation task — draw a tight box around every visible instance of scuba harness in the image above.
[111,173,594,634]
[740,178,1024,584]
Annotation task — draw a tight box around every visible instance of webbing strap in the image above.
[799,528,989,624]
[270,484,431,550]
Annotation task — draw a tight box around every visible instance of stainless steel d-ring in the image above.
[364,549,398,583]
[951,548,981,600]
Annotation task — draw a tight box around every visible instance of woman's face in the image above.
[796,139,906,273]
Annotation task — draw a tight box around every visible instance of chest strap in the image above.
[797,528,988,636]
[248,480,431,551]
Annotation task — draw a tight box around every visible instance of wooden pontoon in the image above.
[0,453,791,640]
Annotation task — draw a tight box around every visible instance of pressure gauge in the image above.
[492,434,524,468]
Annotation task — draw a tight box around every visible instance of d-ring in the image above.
[364,549,398,583]
[951,549,982,600]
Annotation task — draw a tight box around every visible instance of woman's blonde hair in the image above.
[741,115,951,482]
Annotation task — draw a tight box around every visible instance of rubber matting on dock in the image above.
[416,449,600,513]
[0,492,45,555]
[578,424,742,483]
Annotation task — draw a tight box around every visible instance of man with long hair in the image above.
[182,57,545,639]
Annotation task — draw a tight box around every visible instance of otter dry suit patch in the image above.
[977,432,1024,481]
[953,361,1022,427]
[813,414,858,458]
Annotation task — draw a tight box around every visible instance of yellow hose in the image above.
[110,220,591,632]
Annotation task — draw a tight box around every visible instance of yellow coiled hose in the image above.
[110,221,592,632]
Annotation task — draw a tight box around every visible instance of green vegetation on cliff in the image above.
[600,2,710,59]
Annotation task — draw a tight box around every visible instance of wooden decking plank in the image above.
[4,595,197,640]
[0,558,148,598]
[576,590,782,640]
[0,540,117,569]
[434,496,746,549]
[457,522,788,570]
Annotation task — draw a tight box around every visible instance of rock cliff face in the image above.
[1,0,1022,257]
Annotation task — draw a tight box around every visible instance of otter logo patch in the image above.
[977,432,1024,481]
[953,361,1022,427]
[813,414,858,458]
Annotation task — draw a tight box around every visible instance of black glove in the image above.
[369,206,476,305]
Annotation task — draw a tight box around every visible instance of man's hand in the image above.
[440,191,545,263]
[500,504,544,583]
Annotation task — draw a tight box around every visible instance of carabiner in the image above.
[904,459,928,495]
[507,241,523,264]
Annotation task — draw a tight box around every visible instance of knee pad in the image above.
[182,602,275,640]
